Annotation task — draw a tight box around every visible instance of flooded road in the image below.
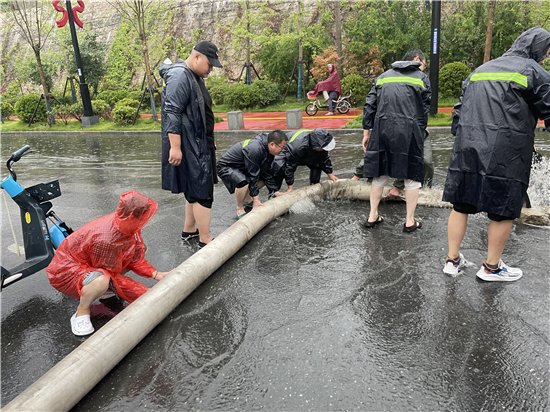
[1,130,549,411]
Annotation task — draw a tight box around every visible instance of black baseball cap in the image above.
[193,41,223,68]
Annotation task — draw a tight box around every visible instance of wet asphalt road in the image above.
[1,131,549,411]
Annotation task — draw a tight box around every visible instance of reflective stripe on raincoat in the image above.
[46,191,158,303]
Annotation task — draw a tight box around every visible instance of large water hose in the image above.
[4,180,547,411]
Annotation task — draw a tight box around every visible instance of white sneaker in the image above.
[443,253,466,276]
[71,312,94,336]
[476,261,523,282]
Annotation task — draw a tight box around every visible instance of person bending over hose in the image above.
[47,191,174,336]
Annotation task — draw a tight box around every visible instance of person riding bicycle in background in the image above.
[46,191,174,336]
[310,63,341,116]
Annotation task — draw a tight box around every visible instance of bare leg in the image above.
[235,185,249,216]
[447,209,468,259]
[183,200,197,233]
[486,220,514,265]
[368,184,384,222]
[404,188,419,227]
[192,203,213,244]
[77,275,110,317]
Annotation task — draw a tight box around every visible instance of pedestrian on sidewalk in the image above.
[159,40,222,248]
[217,130,287,219]
[442,27,550,281]
[362,48,431,232]
[272,128,338,195]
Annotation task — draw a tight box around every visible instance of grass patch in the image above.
[1,117,163,132]
[342,111,453,129]
[213,101,308,114]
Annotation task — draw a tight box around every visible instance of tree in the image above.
[57,29,108,97]
[483,1,496,63]
[6,0,57,124]
[345,1,431,71]
[107,0,173,122]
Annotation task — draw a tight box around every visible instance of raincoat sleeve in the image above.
[528,64,550,130]
[260,164,278,194]
[243,145,263,197]
[421,76,432,131]
[283,151,301,186]
[163,72,191,136]
[125,232,156,278]
[319,153,333,175]
[451,77,468,136]
[362,82,378,130]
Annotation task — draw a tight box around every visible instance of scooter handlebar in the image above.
[10,145,31,162]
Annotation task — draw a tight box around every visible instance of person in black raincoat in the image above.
[272,128,338,195]
[362,48,431,232]
[442,27,550,282]
[160,41,222,248]
[217,130,287,219]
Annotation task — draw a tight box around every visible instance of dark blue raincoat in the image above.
[443,27,550,218]
[272,128,334,187]
[362,61,431,183]
[160,59,210,199]
[216,133,277,196]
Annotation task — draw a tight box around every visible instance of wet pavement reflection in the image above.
[1,131,549,410]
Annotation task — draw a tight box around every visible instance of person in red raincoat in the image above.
[310,63,342,115]
[47,191,173,336]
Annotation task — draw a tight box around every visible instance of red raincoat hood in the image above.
[114,191,158,235]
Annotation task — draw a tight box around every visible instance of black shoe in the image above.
[181,229,199,240]
[364,215,384,228]
[198,238,214,249]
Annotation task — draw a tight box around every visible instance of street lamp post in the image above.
[53,0,98,127]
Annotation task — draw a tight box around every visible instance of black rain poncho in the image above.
[362,61,431,183]
[443,27,550,218]
[160,59,211,199]
[272,129,334,186]
[216,133,277,197]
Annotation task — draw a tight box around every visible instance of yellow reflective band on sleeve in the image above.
[376,76,425,88]
[242,139,251,147]
[289,129,313,143]
[470,72,528,88]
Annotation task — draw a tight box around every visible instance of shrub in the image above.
[14,94,47,123]
[1,101,15,119]
[52,104,74,125]
[112,105,135,125]
[209,84,227,105]
[91,99,110,118]
[69,102,84,121]
[115,98,140,109]
[224,83,259,110]
[251,79,281,107]
[205,73,229,92]
[127,90,143,101]
[341,74,370,108]
[439,62,470,99]
[96,90,128,107]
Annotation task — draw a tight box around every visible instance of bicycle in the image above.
[1,145,74,289]
[305,90,352,116]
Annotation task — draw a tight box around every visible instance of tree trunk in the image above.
[334,1,343,78]
[35,49,55,125]
[141,35,158,122]
[484,1,497,63]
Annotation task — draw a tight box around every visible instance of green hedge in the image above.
[251,79,281,107]
[14,94,47,123]
[439,62,470,99]
[341,74,370,108]
[224,83,258,110]
[112,105,135,125]
[1,101,15,119]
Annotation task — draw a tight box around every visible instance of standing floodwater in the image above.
[1,131,549,411]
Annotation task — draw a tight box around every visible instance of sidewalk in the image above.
[214,110,363,130]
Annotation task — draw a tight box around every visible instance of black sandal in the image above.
[403,219,423,232]
[364,215,384,228]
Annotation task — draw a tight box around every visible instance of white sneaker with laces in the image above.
[476,261,523,282]
[71,312,94,336]
[443,253,465,276]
